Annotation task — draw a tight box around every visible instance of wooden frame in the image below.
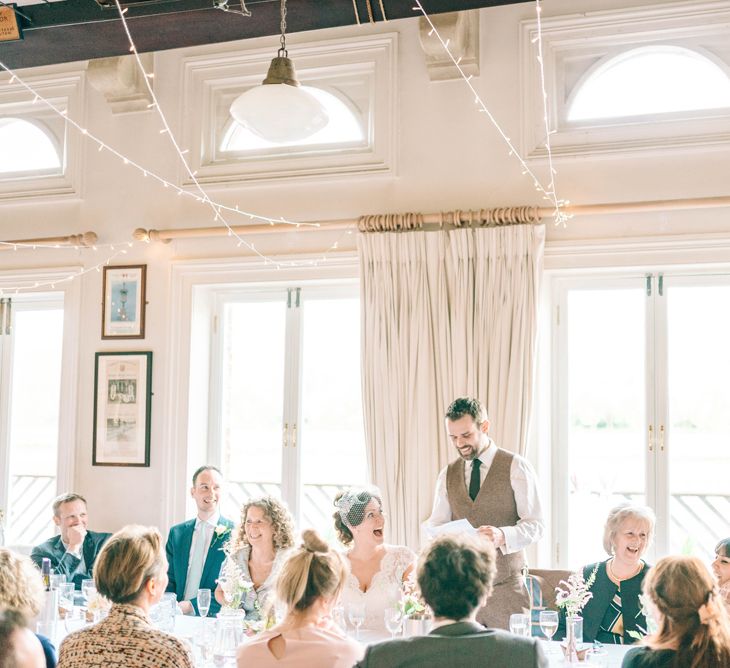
[92,351,152,467]
[101,264,147,339]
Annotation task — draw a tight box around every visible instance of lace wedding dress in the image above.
[340,545,416,631]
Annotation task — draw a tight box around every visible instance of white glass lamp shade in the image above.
[230,82,329,143]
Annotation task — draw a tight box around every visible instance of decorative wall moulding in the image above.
[86,54,154,114]
[418,10,479,82]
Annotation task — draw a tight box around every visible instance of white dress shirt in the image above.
[186,511,220,581]
[423,441,544,555]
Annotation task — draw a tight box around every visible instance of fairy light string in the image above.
[412,0,569,226]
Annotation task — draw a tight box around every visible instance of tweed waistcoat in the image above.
[446,448,525,583]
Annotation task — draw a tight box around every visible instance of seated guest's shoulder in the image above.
[622,646,676,668]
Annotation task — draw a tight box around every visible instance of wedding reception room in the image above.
[1,0,730,666]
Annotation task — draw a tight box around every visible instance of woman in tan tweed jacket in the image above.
[58,525,193,668]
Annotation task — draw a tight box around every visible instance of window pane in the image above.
[220,300,286,518]
[568,46,730,121]
[666,285,730,559]
[0,118,61,174]
[222,86,364,153]
[566,288,646,566]
[300,296,367,541]
[7,306,64,546]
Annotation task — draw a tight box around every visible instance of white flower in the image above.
[214,524,230,539]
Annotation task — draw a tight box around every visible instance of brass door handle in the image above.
[648,424,654,453]
[282,422,289,448]
[659,425,665,452]
[292,423,297,448]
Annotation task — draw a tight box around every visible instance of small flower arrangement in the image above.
[85,592,112,622]
[217,545,253,611]
[555,563,599,618]
[399,582,428,618]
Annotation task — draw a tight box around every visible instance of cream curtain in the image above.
[358,224,544,548]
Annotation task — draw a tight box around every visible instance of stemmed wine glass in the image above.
[384,605,403,640]
[539,610,558,653]
[197,588,211,618]
[348,602,366,640]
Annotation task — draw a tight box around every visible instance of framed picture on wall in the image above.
[93,351,152,467]
[101,265,147,339]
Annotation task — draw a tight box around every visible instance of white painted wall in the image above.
[1,0,728,536]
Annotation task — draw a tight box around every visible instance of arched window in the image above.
[0,117,62,176]
[221,86,364,153]
[567,46,730,121]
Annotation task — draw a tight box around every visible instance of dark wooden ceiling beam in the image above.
[0,0,532,70]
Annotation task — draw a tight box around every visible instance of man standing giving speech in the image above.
[424,397,545,630]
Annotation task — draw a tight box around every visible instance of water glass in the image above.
[50,573,67,590]
[384,605,403,640]
[331,604,346,632]
[58,583,76,618]
[585,647,609,667]
[81,579,96,604]
[348,602,366,640]
[197,588,211,618]
[509,612,530,637]
[214,609,245,667]
[195,618,216,667]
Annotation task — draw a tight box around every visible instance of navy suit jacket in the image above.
[30,530,111,590]
[165,515,234,616]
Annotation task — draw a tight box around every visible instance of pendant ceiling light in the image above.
[229,0,329,143]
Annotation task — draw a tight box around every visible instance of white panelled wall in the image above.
[1,0,729,545]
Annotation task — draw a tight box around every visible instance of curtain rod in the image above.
[0,232,98,252]
[132,195,730,242]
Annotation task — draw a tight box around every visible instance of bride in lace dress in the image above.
[334,487,416,632]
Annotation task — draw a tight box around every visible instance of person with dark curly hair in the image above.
[622,555,730,668]
[214,496,295,621]
[236,530,363,667]
[355,534,547,667]
[333,486,415,632]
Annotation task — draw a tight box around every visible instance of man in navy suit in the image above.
[31,493,111,590]
[165,465,233,616]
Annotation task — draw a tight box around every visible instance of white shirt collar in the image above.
[470,439,496,468]
[195,511,220,530]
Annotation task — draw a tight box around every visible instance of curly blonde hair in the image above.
[233,496,295,552]
[0,548,45,616]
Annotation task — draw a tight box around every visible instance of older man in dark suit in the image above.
[165,465,233,617]
[355,534,548,668]
[31,493,110,590]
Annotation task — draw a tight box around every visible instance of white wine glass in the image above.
[539,610,558,640]
[384,606,403,640]
[197,588,211,618]
[509,612,530,637]
[348,602,366,640]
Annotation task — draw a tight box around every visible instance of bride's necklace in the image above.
[608,557,642,583]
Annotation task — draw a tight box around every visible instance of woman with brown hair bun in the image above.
[622,555,730,668]
[236,529,363,667]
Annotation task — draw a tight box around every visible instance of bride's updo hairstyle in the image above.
[332,486,383,546]
[276,530,348,615]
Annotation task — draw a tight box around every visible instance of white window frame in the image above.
[520,1,730,160]
[163,253,360,533]
[0,267,81,549]
[179,33,397,185]
[0,67,85,200]
[547,253,730,567]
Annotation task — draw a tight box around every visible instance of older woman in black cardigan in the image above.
[560,502,655,645]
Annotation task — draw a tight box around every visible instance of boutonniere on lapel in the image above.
[212,524,231,547]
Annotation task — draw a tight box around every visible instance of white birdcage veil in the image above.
[334,486,383,528]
